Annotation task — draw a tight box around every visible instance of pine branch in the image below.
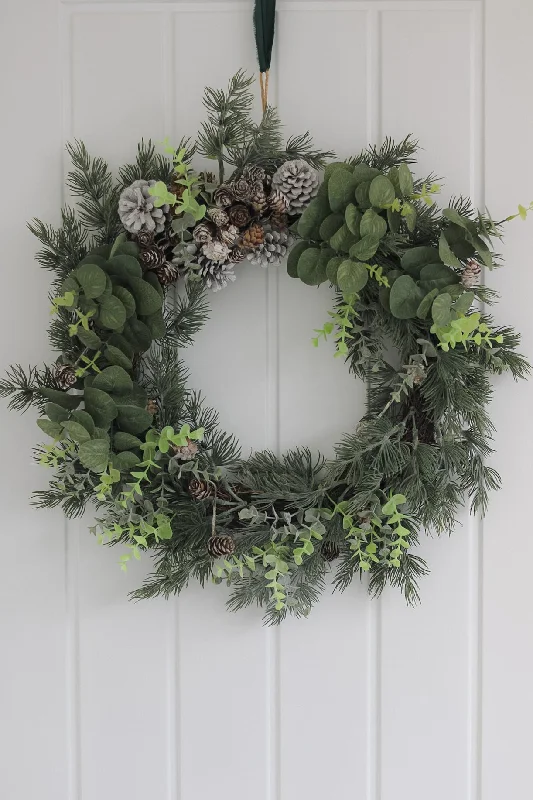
[27,206,88,280]
[118,139,181,187]
[164,280,209,348]
[65,140,121,243]
[0,364,60,412]
[350,135,419,170]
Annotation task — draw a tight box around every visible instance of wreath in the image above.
[1,69,529,623]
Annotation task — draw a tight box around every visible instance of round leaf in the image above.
[400,246,441,277]
[349,234,380,261]
[368,175,396,208]
[398,163,414,196]
[329,224,358,254]
[287,241,310,278]
[419,263,459,292]
[337,260,369,294]
[39,388,82,410]
[114,432,144,452]
[107,254,142,280]
[319,213,344,241]
[112,451,141,472]
[127,277,164,317]
[141,309,167,340]
[297,248,327,286]
[297,196,330,239]
[76,327,102,350]
[416,288,439,319]
[74,263,107,299]
[345,204,362,236]
[61,420,91,444]
[78,439,110,473]
[113,285,136,318]
[103,345,133,371]
[328,169,356,213]
[352,163,380,186]
[84,387,118,428]
[360,209,387,239]
[98,294,127,330]
[431,293,453,327]
[45,402,69,423]
[389,275,425,319]
[115,405,153,435]
[70,410,95,435]
[92,366,133,394]
[326,256,344,286]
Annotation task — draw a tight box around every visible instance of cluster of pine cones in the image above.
[117,159,319,292]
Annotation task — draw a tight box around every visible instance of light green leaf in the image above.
[337,260,369,293]
[78,438,110,473]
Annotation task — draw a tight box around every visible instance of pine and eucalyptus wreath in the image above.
[1,71,530,623]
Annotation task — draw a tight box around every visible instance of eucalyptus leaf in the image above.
[337,260,368,293]
[345,204,362,236]
[329,224,358,254]
[112,451,141,472]
[71,410,95,435]
[419,263,459,291]
[287,241,310,278]
[360,209,387,239]
[297,196,330,239]
[122,318,152,352]
[319,213,344,241]
[114,432,144,452]
[45,402,69,423]
[115,405,153,435]
[84,387,118,428]
[112,285,136,318]
[92,366,133,394]
[37,419,63,439]
[78,438,110,473]
[389,275,425,319]
[398,163,414,196]
[352,163,380,186]
[453,291,475,315]
[61,420,91,444]
[39,388,82,410]
[349,234,380,261]
[103,345,133,371]
[76,327,102,350]
[98,294,127,330]
[369,175,396,208]
[401,246,441,277]
[326,256,344,286]
[416,288,439,319]
[431,293,453,327]
[127,277,164,316]
[328,169,356,213]
[74,263,107,299]
[297,248,327,286]
[439,232,462,268]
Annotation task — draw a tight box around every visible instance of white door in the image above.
[1,2,532,799]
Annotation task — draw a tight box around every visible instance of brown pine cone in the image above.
[242,165,267,184]
[219,224,239,248]
[321,542,340,562]
[193,220,216,245]
[207,534,236,558]
[241,223,265,250]
[231,176,254,203]
[227,203,252,229]
[169,177,185,201]
[134,230,155,248]
[146,399,158,415]
[139,246,166,270]
[268,188,289,215]
[229,246,247,263]
[188,478,212,500]
[154,262,179,287]
[208,207,229,228]
[55,363,77,390]
[213,184,234,208]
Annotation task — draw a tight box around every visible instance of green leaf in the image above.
[107,333,134,359]
[110,232,127,258]
[92,366,133,394]
[360,209,387,239]
[389,274,425,319]
[287,241,311,278]
[319,213,345,241]
[354,181,371,208]
[439,232,462,268]
[349,233,380,261]
[345,204,362,236]
[143,270,164,299]
[84,387,118,428]
[115,405,153,435]
[400,246,441,277]
[39,388,82,410]
[328,169,356,213]
[467,233,493,268]
[127,277,163,316]
[98,294,127,330]
[442,208,478,236]
[337,260,369,293]
[419,263,459,291]
[37,419,63,439]
[112,450,141,472]
[398,163,414,196]
[122,318,153,353]
[78,439,110,473]
[324,161,353,182]
[416,288,439,319]
[431,293,453,327]
[329,224,358,254]
[141,309,166,340]
[76,327,102,350]
[402,202,417,232]
[297,248,327,286]
[61,420,91,444]
[114,240,139,259]
[103,345,133,371]
[352,163,380,186]
[112,285,136,318]
[326,256,344,286]
[70,410,95,435]
[453,291,475,316]
[74,263,107,299]
[106,254,143,280]
[45,402,69,423]
[297,195,330,239]
[369,175,396,208]
[114,431,144,451]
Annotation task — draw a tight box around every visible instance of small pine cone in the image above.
[197,255,237,292]
[202,239,231,263]
[321,542,340,562]
[118,179,169,234]
[213,184,234,208]
[139,245,166,270]
[154,261,179,287]
[229,246,247,263]
[227,203,252,229]
[55,363,77,390]
[219,224,239,248]
[242,165,267,184]
[169,177,185,201]
[170,438,199,460]
[268,188,290,216]
[249,182,268,214]
[247,228,292,267]
[134,230,155,248]
[146,399,158,415]
[461,258,482,288]
[188,478,212,500]
[241,224,265,250]
[208,207,229,228]
[231,176,254,203]
[271,159,319,215]
[193,220,216,245]
[207,534,236,558]
[270,212,289,232]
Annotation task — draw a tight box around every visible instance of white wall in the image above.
[1,2,532,799]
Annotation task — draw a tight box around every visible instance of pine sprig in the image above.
[65,140,121,243]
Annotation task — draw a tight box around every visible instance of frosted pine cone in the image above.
[321,542,340,562]
[242,165,267,184]
[231,176,254,203]
[139,245,166,270]
[188,478,212,500]
[197,256,237,292]
[219,224,239,248]
[202,239,231,263]
[461,258,482,288]
[208,207,229,228]
[193,220,216,245]
[213,184,234,208]
[228,203,252,229]
[247,228,293,267]
[271,159,319,214]
[154,262,179,287]
[118,180,169,234]
[134,230,155,248]
[207,534,236,557]
[55,363,77,390]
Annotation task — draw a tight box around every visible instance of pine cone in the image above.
[321,542,340,562]
[197,255,237,292]
[188,478,212,500]
[271,160,319,215]
[228,203,252,229]
[146,399,158,415]
[207,534,236,558]
[268,188,289,215]
[154,262,179,287]
[213,184,234,208]
[55,363,77,390]
[241,223,265,250]
[231,176,254,203]
[139,245,166,270]
[170,438,199,460]
[119,179,169,234]
[242,165,267,184]
[193,220,216,245]
[219,224,239,248]
[208,207,229,228]
[229,246,247,263]
[134,230,155,248]
[461,258,482,288]
[247,228,292,267]
[202,239,231,263]
[249,182,268,214]
[169,177,185,202]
